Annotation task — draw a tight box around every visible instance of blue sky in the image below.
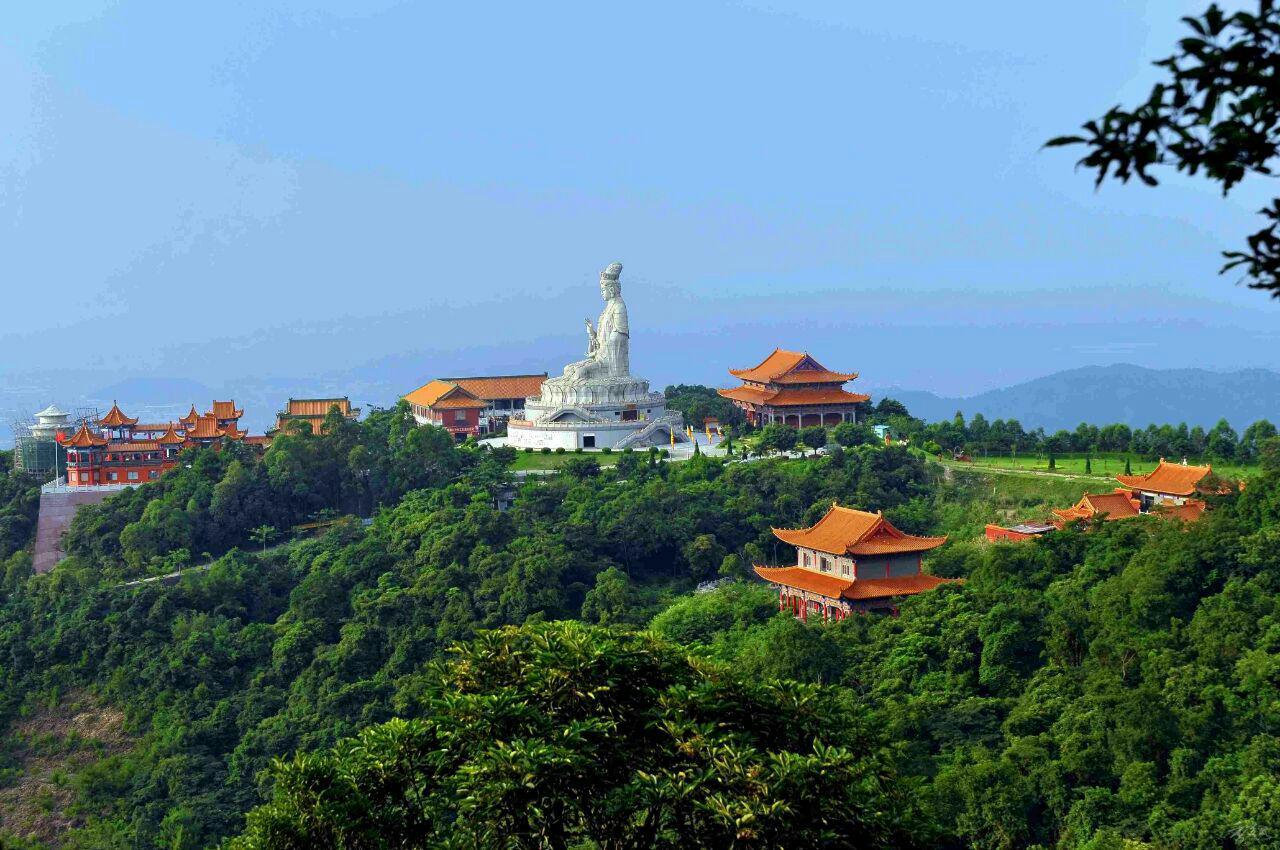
[2,1,1277,410]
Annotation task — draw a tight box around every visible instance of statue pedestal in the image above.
[509,381,686,451]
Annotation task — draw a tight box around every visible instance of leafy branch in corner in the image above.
[1047,1,1280,296]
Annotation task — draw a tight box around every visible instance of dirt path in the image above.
[937,458,1115,484]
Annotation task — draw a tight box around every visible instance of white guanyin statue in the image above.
[532,262,655,407]
[552,261,631,385]
[510,261,686,448]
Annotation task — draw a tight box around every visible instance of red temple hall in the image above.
[719,349,870,427]
[755,503,954,618]
[59,400,259,487]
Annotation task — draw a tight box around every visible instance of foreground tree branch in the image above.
[1047,1,1280,296]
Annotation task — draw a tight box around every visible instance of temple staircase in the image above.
[614,415,689,450]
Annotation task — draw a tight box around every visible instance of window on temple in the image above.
[841,562,851,577]
[802,551,810,567]
[109,472,118,481]
[128,471,139,481]
[820,557,831,572]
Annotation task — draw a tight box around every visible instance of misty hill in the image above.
[880,364,1280,432]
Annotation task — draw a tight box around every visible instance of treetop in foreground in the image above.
[227,621,925,850]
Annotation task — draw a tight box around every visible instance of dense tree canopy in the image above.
[1,407,1278,848]
[229,622,925,850]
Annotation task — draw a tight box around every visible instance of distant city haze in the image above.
[2,2,1277,431]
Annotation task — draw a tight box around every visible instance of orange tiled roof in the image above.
[207,400,243,420]
[184,415,226,440]
[844,574,959,600]
[98,402,138,428]
[284,398,356,418]
[1116,459,1212,497]
[762,387,870,406]
[728,349,860,384]
[156,423,185,445]
[717,385,870,407]
[107,441,161,453]
[59,423,108,447]
[444,374,548,401]
[404,380,487,409]
[431,395,489,410]
[730,349,809,381]
[243,435,274,447]
[771,370,861,385]
[754,566,959,600]
[771,504,947,556]
[1052,491,1141,523]
[1155,499,1208,522]
[718,386,772,405]
[131,422,175,432]
[179,405,199,426]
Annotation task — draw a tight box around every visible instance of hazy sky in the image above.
[3,1,1278,402]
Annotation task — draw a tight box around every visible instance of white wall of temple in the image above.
[507,426,580,450]
[507,421,646,450]
[796,547,854,578]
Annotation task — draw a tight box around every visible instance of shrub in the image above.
[602,447,613,455]
[540,447,552,455]
[575,447,584,454]
[523,447,534,453]
[555,447,566,454]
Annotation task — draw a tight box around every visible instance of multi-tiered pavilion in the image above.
[755,503,953,619]
[58,400,263,487]
[719,349,869,428]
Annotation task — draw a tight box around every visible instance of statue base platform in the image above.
[507,391,689,451]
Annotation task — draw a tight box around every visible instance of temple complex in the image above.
[755,503,953,618]
[507,263,687,450]
[58,400,262,487]
[404,375,547,439]
[441,375,547,429]
[719,349,870,427]
[404,381,489,440]
[1116,459,1219,509]
[273,398,361,435]
[987,473,1213,542]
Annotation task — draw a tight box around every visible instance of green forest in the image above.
[0,402,1279,848]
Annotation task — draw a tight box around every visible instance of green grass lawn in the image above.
[947,451,1258,482]
[511,451,620,471]
[932,465,1094,540]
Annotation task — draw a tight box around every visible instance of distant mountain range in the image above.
[873,364,1280,432]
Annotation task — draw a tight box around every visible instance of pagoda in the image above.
[719,349,870,428]
[755,503,953,619]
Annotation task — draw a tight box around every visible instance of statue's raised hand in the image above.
[584,318,599,355]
